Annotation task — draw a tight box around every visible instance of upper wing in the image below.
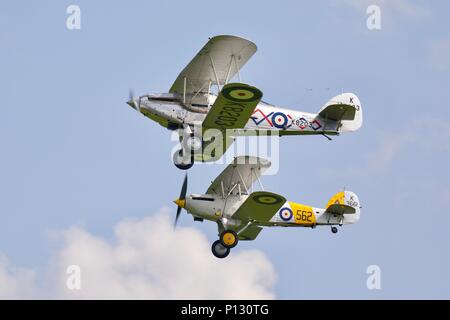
[170,35,257,95]
[202,82,262,130]
[206,156,271,196]
[232,191,286,223]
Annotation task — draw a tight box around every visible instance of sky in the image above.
[1,0,450,299]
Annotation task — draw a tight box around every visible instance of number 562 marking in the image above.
[296,210,312,223]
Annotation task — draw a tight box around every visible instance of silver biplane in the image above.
[174,156,361,258]
[127,35,363,169]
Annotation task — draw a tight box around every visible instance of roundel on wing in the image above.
[253,194,284,205]
[279,207,293,221]
[222,85,262,102]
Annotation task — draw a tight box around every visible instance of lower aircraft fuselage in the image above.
[180,193,360,232]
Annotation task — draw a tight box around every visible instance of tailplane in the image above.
[325,190,361,215]
[318,93,363,133]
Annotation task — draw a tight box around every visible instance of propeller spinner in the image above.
[128,89,141,112]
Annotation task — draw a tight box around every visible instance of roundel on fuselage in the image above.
[279,207,293,221]
[271,112,288,129]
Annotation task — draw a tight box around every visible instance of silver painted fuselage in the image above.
[131,93,341,135]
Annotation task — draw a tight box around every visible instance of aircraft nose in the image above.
[174,199,186,208]
[127,99,138,110]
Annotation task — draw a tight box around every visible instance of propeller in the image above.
[173,173,188,228]
[128,89,141,112]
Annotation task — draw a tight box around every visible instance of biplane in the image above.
[127,35,363,169]
[174,156,361,258]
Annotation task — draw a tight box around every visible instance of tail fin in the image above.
[325,191,361,215]
[318,93,363,132]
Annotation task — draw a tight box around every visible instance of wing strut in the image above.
[237,220,255,236]
[221,181,225,198]
[190,81,208,104]
[183,77,187,104]
[255,169,265,191]
[234,54,241,82]
[208,54,221,92]
[235,167,249,194]
[207,80,211,107]
[250,168,253,193]
[224,55,234,84]
[226,184,238,197]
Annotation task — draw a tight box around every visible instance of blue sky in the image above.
[1,0,450,299]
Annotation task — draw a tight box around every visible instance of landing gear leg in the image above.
[173,128,203,170]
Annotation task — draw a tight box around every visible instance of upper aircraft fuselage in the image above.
[129,92,360,136]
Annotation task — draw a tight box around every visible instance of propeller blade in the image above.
[128,89,134,101]
[174,173,188,229]
[174,205,182,228]
[179,173,188,200]
[128,89,140,111]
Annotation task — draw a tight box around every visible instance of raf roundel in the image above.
[253,194,284,205]
[222,84,262,103]
[279,207,293,221]
[271,112,289,129]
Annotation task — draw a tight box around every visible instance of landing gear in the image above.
[211,240,230,259]
[220,230,239,248]
[173,131,203,170]
[211,230,239,258]
[173,148,194,170]
[331,226,338,234]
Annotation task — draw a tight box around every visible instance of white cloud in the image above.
[0,209,277,299]
[0,254,36,299]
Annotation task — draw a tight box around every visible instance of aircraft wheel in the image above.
[331,226,338,234]
[220,230,239,248]
[173,149,194,170]
[211,240,230,259]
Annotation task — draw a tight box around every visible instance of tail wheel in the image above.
[220,230,239,248]
[211,240,230,259]
[331,226,338,234]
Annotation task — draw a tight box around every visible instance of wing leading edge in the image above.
[170,35,257,96]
